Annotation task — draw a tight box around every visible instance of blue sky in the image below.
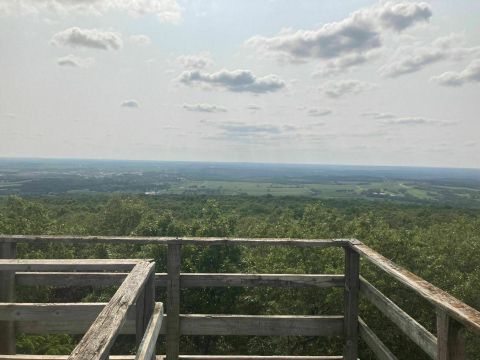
[0,0,479,168]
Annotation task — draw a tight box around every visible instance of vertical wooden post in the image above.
[437,309,465,360]
[136,266,156,347]
[0,241,16,354]
[166,244,181,360]
[343,247,359,360]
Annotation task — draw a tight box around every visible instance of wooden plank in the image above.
[436,309,466,360]
[137,271,156,347]
[343,248,359,360]
[178,357,343,360]
[359,318,397,360]
[360,277,437,359]
[179,274,344,288]
[0,356,344,360]
[0,242,16,354]
[166,244,181,360]
[16,272,127,287]
[178,358,343,360]
[68,261,155,360]
[179,315,344,336]
[14,314,343,337]
[351,241,480,335]
[16,273,344,288]
[16,320,136,335]
[0,259,142,272]
[0,303,135,322]
[136,303,164,360]
[0,235,348,248]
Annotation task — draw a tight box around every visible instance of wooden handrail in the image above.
[1,236,479,360]
[15,272,345,288]
[350,240,480,335]
[68,261,155,360]
[0,235,349,247]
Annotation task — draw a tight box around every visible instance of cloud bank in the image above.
[246,1,431,73]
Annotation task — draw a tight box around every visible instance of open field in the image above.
[1,158,480,206]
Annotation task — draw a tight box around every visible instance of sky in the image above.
[0,0,479,168]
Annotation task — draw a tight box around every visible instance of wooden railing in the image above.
[0,236,479,360]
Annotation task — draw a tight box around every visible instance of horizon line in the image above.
[1,156,480,171]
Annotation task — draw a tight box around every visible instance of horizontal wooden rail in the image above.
[68,261,155,360]
[360,277,437,359]
[15,272,344,288]
[350,241,480,335]
[0,235,349,247]
[359,318,397,360]
[3,304,343,336]
[0,303,135,322]
[179,314,343,336]
[0,356,344,360]
[0,259,142,271]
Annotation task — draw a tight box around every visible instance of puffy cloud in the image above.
[51,27,122,50]
[0,0,182,23]
[129,34,151,46]
[56,54,94,68]
[323,80,375,98]
[307,108,332,117]
[377,2,432,31]
[183,103,227,113]
[380,47,446,77]
[121,99,139,108]
[246,14,381,63]
[380,34,480,78]
[177,53,213,69]
[245,2,431,65]
[178,69,285,93]
[431,59,480,86]
[312,53,372,78]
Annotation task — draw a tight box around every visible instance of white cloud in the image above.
[0,0,182,23]
[121,99,139,108]
[183,103,227,113]
[312,53,373,78]
[376,2,432,31]
[323,80,375,98]
[380,33,480,78]
[431,59,480,86]
[381,117,451,125]
[56,54,94,68]
[362,111,396,119]
[51,27,122,50]
[245,2,431,66]
[129,34,151,46]
[307,108,332,117]
[177,52,214,69]
[178,69,286,93]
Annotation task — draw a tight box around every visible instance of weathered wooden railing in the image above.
[0,236,479,360]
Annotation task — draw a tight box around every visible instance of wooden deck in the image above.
[0,236,479,360]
